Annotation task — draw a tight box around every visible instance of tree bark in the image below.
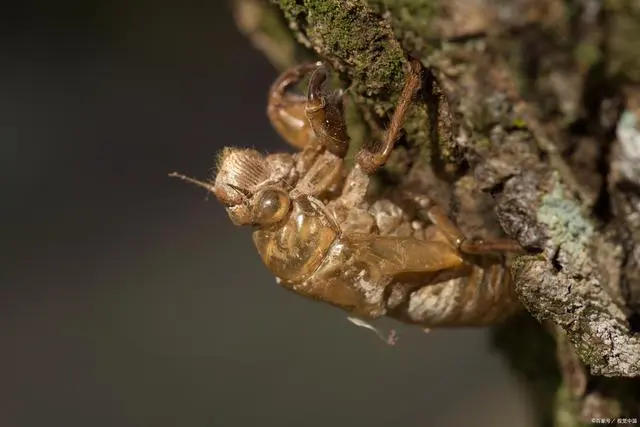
[232,0,640,423]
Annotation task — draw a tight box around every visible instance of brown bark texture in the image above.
[231,0,640,423]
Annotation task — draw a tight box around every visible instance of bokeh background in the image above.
[1,1,534,426]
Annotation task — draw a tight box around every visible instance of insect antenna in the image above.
[168,172,216,194]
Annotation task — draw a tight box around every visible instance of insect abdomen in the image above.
[386,258,521,327]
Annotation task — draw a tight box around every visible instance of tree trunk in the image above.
[232,0,640,423]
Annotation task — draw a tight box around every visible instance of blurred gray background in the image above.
[0,1,534,426]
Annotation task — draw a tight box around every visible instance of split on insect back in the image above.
[170,57,526,344]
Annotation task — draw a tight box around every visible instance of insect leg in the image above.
[267,62,321,151]
[347,233,465,277]
[356,58,423,174]
[405,191,523,255]
[289,151,344,199]
[458,239,524,254]
[305,63,351,158]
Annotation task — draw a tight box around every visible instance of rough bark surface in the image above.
[232,0,640,422]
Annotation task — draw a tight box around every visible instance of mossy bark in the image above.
[232,0,640,424]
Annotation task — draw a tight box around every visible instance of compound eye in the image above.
[253,188,291,225]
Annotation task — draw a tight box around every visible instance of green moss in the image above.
[476,137,491,148]
[366,41,406,90]
[368,0,438,46]
[437,138,456,162]
[307,2,367,51]
[511,118,527,129]
[574,43,602,70]
[278,0,305,20]
[308,0,406,92]
[277,0,407,101]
